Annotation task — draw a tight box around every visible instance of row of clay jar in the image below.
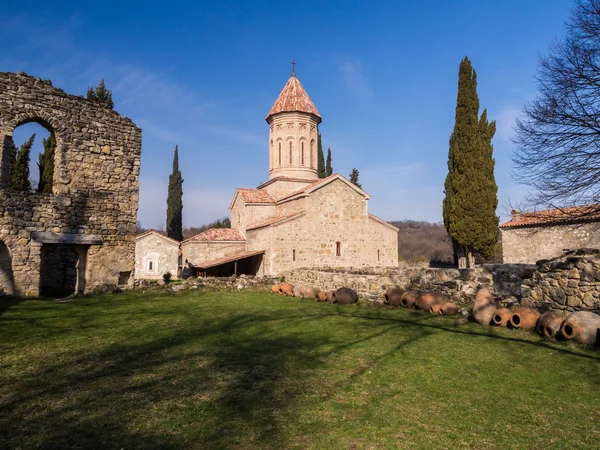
[271,283,358,304]
[473,288,600,346]
[383,288,459,315]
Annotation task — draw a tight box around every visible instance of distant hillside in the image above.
[388,220,453,264]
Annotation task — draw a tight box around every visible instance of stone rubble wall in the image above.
[284,264,532,305]
[0,72,141,296]
[520,250,600,312]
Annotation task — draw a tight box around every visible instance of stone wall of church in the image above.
[276,197,306,217]
[181,241,246,266]
[259,179,313,200]
[246,180,397,275]
[502,222,600,264]
[0,72,141,295]
[135,234,179,280]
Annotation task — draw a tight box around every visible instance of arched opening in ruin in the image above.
[0,241,15,296]
[7,119,57,194]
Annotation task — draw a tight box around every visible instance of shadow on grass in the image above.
[0,307,437,449]
[0,295,25,317]
[1,297,598,449]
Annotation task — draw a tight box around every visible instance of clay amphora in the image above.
[560,311,600,345]
[439,303,459,316]
[473,288,497,325]
[334,287,358,305]
[492,308,513,327]
[384,288,404,306]
[509,307,541,330]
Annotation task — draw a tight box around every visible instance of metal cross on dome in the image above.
[291,60,296,75]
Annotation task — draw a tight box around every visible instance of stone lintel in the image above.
[30,232,102,245]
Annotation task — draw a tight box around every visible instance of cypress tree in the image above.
[166,145,184,241]
[5,137,17,184]
[37,133,55,193]
[86,79,114,109]
[443,57,498,268]
[326,147,333,176]
[317,132,326,178]
[349,168,362,189]
[10,134,34,192]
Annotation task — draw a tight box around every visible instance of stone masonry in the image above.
[520,250,600,312]
[0,72,141,296]
[284,264,530,304]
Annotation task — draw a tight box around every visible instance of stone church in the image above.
[136,71,398,278]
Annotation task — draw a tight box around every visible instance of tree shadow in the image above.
[1,299,598,449]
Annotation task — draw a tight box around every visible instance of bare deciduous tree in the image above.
[513,0,600,220]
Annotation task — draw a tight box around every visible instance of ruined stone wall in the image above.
[520,251,600,312]
[502,222,600,264]
[0,72,141,296]
[135,233,179,280]
[181,241,246,266]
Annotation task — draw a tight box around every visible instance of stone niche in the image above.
[0,72,141,296]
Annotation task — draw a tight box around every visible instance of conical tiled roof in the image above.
[266,74,321,121]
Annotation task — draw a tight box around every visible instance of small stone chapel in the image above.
[135,69,398,278]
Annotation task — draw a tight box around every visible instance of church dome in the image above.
[266,73,321,122]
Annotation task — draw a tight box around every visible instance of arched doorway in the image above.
[0,241,14,295]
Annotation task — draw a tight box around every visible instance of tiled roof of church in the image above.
[238,188,275,204]
[499,205,600,229]
[266,74,321,120]
[184,228,245,242]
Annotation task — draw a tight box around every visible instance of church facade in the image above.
[136,71,398,279]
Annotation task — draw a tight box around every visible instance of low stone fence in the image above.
[285,252,600,313]
[284,264,532,305]
[520,250,600,312]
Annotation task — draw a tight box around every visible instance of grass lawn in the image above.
[1,289,599,449]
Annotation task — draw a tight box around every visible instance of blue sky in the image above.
[2,0,573,228]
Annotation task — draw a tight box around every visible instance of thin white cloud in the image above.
[337,58,372,97]
[493,107,521,142]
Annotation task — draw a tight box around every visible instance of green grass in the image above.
[1,289,599,449]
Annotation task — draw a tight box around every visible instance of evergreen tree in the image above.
[166,145,184,241]
[5,137,17,185]
[443,57,498,268]
[37,133,55,193]
[86,79,114,109]
[317,132,326,178]
[349,168,362,189]
[10,134,34,192]
[326,147,333,176]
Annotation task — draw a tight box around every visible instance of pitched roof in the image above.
[266,74,321,121]
[135,229,180,245]
[277,173,370,203]
[191,250,265,269]
[183,228,245,242]
[499,205,600,229]
[238,188,275,204]
[246,212,305,231]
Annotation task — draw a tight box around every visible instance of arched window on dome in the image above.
[301,141,305,166]
[278,142,281,166]
[310,139,315,168]
[289,141,293,165]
